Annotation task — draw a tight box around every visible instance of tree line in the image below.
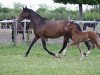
[0,3,100,21]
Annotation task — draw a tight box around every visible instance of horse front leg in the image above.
[24,36,39,57]
[56,36,69,57]
[76,44,85,60]
[41,37,56,57]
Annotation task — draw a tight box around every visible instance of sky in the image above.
[0,0,92,11]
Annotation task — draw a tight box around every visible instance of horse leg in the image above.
[91,39,100,49]
[22,32,25,40]
[86,42,95,56]
[24,36,39,57]
[76,44,85,60]
[56,36,69,57]
[84,41,92,50]
[84,41,93,55]
[12,28,14,42]
[41,37,56,56]
[62,48,68,56]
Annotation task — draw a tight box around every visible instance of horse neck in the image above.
[28,12,45,29]
[71,28,80,35]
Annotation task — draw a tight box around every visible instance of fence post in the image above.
[23,19,26,43]
[13,18,18,46]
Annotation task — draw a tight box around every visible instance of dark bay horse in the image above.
[83,22,97,31]
[18,7,91,57]
[65,21,100,59]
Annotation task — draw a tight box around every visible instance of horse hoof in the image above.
[55,53,61,58]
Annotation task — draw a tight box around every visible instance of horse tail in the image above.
[89,32,100,49]
[96,32,100,39]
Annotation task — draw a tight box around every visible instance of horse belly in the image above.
[42,23,64,38]
[44,29,64,38]
[45,32,63,38]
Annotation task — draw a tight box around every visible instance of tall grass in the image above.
[0,44,100,75]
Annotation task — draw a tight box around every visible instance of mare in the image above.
[65,21,100,59]
[18,7,92,57]
[83,22,97,31]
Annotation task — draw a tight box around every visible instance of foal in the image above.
[65,21,100,59]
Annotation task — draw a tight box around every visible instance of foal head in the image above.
[65,21,77,32]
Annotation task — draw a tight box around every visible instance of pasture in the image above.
[0,43,100,75]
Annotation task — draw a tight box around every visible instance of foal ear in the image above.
[71,21,74,24]
[67,21,73,26]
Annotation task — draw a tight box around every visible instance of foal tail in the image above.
[89,32,100,49]
[96,32,100,39]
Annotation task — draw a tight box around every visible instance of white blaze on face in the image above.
[65,27,68,30]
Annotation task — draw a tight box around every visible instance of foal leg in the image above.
[84,41,93,55]
[84,41,92,50]
[76,44,85,60]
[24,36,39,57]
[41,37,56,56]
[86,43,95,56]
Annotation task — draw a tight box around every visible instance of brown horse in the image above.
[65,21,100,59]
[17,7,92,57]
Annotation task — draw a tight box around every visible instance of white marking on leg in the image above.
[86,50,91,56]
[55,53,60,58]
[80,52,85,60]
[62,48,67,56]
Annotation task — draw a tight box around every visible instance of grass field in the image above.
[0,43,100,75]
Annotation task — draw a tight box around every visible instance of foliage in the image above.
[53,0,100,20]
[53,0,100,4]
[0,2,24,20]
[84,11,100,20]
[36,6,79,20]
[0,3,100,20]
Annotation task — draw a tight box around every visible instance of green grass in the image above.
[0,43,100,75]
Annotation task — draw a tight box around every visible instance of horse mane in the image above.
[74,23,82,31]
[24,7,48,21]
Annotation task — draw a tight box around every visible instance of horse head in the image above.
[18,7,30,23]
[65,21,75,31]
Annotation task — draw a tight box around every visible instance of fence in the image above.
[0,19,100,45]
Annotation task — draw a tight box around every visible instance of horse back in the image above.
[87,31,98,39]
[40,20,66,38]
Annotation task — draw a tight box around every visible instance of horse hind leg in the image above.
[86,42,95,56]
[91,38,100,49]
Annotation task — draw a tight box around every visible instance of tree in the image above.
[13,2,25,13]
[53,0,100,20]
